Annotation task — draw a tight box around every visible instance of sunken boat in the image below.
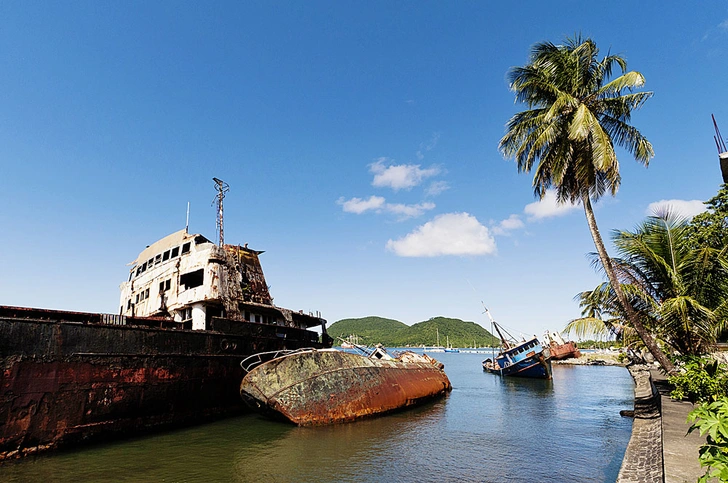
[479,304,552,379]
[239,345,452,425]
[0,179,332,460]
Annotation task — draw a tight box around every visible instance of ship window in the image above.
[145,288,150,299]
[180,269,204,289]
[159,279,171,292]
[245,311,250,321]
[135,293,140,303]
[181,242,191,254]
[127,299,131,309]
[162,250,170,261]
[255,314,261,323]
[171,247,180,258]
[154,255,161,265]
[136,266,142,276]
[141,262,147,273]
[147,259,153,268]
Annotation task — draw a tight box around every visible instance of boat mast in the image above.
[481,301,511,350]
[212,177,230,247]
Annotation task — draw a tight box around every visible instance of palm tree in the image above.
[565,283,637,344]
[498,36,676,373]
[611,211,728,355]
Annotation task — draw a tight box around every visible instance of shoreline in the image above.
[552,352,625,366]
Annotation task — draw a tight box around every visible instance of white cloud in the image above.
[337,196,385,214]
[369,158,441,191]
[385,202,436,219]
[719,19,728,31]
[337,196,435,220]
[426,181,450,197]
[491,214,525,235]
[386,212,497,257]
[416,132,441,160]
[524,190,581,220]
[646,199,706,219]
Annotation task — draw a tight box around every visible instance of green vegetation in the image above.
[685,185,728,252]
[566,210,728,358]
[328,316,499,348]
[669,357,728,403]
[498,36,673,372]
[687,398,728,483]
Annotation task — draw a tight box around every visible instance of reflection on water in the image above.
[2,353,633,483]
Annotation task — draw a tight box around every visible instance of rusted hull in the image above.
[0,306,327,460]
[548,341,582,361]
[240,350,452,426]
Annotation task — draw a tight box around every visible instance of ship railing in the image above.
[100,314,127,326]
[240,347,317,373]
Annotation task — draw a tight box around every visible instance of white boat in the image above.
[424,328,446,352]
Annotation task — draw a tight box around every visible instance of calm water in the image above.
[2,352,633,483]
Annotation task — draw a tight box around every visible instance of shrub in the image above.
[688,397,728,483]
[668,357,728,403]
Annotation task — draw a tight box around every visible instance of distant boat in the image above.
[340,334,361,349]
[424,328,446,353]
[444,335,459,353]
[239,345,452,425]
[543,331,581,361]
[479,303,551,379]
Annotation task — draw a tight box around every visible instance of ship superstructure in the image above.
[119,229,319,333]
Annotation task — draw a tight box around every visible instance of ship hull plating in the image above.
[0,307,326,460]
[240,349,452,426]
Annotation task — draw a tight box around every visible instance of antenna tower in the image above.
[713,115,728,184]
[212,177,229,247]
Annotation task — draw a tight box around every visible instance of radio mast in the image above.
[713,114,728,183]
[212,177,229,247]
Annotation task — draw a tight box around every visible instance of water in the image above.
[1,352,633,482]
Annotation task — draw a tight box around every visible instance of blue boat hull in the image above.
[482,352,552,379]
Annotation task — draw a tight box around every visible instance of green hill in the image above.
[328,315,499,348]
[327,316,408,345]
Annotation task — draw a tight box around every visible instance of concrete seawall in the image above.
[616,365,704,483]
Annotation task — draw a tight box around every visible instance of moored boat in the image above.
[543,331,582,361]
[424,327,446,352]
[479,304,552,379]
[239,345,452,425]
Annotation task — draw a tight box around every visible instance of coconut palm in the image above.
[611,211,728,354]
[565,283,636,343]
[568,211,728,356]
[498,36,676,372]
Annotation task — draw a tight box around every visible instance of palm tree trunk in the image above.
[582,196,677,374]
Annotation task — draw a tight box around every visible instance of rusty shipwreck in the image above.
[0,179,332,460]
[239,345,452,425]
[543,331,581,361]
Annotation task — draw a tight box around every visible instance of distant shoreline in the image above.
[553,352,625,366]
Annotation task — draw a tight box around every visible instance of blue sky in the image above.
[1,2,727,339]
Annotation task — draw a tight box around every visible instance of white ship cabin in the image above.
[119,229,320,332]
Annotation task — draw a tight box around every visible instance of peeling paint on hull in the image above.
[240,349,452,425]
[0,308,328,460]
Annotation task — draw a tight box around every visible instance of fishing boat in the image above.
[239,344,452,425]
[543,331,581,361]
[479,304,552,379]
